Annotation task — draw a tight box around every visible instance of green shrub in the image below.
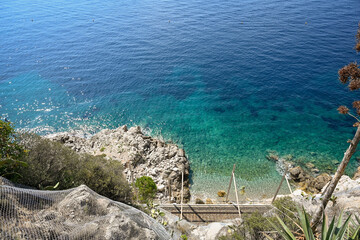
[219,211,275,240]
[220,197,299,240]
[16,133,132,203]
[267,208,360,240]
[0,120,27,181]
[244,212,275,239]
[272,197,299,232]
[135,176,157,203]
[180,234,188,240]
[218,225,245,240]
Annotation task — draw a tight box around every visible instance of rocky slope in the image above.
[47,125,190,203]
[290,175,360,217]
[0,177,171,240]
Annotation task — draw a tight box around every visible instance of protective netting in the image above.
[0,177,171,240]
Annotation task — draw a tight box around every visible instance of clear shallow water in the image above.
[1,0,360,198]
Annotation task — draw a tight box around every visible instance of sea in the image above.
[1,0,360,199]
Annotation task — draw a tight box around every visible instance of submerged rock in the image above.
[47,125,191,203]
[266,151,279,162]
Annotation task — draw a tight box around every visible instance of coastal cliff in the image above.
[47,125,191,203]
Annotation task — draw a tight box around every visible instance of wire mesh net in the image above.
[0,177,171,240]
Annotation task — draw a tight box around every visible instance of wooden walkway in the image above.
[160,204,272,223]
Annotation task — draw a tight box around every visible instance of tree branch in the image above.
[311,125,360,230]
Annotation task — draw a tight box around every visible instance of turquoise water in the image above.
[1,0,360,198]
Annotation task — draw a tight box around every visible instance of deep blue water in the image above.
[1,0,360,198]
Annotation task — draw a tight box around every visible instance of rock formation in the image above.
[290,175,360,217]
[47,125,190,203]
[288,166,332,193]
[265,151,332,194]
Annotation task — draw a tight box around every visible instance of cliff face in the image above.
[47,125,190,203]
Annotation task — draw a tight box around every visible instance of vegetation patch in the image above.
[16,133,132,203]
[220,197,299,240]
[135,176,157,203]
[0,120,27,181]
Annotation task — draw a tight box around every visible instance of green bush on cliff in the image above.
[135,176,157,203]
[0,119,27,181]
[219,211,276,240]
[16,133,132,203]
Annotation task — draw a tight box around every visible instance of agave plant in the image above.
[265,207,360,240]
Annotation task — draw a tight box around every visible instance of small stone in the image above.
[217,190,226,197]
[195,198,205,204]
[266,152,279,162]
[150,169,157,176]
[162,170,171,177]
[120,125,128,132]
[157,184,165,192]
[129,126,142,134]
[305,162,315,169]
[157,141,164,148]
[168,151,176,158]
[205,198,213,204]
[169,171,177,180]
[311,168,320,174]
[177,149,185,157]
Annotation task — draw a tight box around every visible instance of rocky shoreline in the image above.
[4,126,360,239]
[266,151,339,195]
[46,127,360,205]
[47,125,190,203]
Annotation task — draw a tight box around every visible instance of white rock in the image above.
[158,184,165,192]
[47,125,191,203]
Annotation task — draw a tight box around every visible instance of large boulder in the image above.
[0,178,171,240]
[289,166,309,183]
[309,173,332,193]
